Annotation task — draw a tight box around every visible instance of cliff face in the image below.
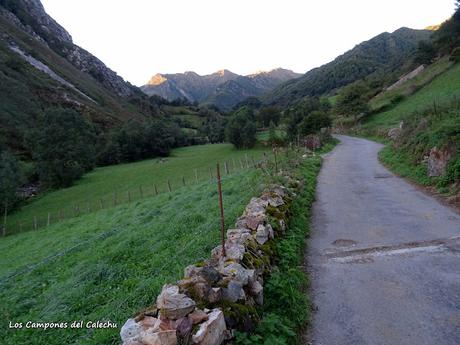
[0,0,138,97]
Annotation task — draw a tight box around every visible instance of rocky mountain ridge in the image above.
[141,68,301,110]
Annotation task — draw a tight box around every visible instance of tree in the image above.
[226,107,257,149]
[299,111,332,136]
[97,118,181,165]
[0,148,24,208]
[30,108,96,188]
[414,41,437,65]
[285,97,322,142]
[335,82,370,121]
[258,106,281,127]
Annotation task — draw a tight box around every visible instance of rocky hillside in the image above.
[141,68,301,110]
[0,0,138,97]
[263,27,432,107]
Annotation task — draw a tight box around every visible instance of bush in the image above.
[450,47,460,63]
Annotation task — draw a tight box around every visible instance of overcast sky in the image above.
[41,0,456,86]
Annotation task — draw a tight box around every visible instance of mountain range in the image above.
[141,68,301,110]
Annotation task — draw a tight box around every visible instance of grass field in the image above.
[5,144,271,234]
[0,167,267,345]
[362,61,460,132]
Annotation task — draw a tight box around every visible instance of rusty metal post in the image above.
[216,164,226,258]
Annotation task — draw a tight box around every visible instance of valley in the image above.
[0,0,459,345]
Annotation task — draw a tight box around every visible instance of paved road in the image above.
[306,135,460,345]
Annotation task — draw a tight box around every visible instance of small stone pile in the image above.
[120,182,299,345]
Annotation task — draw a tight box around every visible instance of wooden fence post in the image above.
[216,164,226,258]
[182,176,186,186]
[232,158,236,171]
[2,201,7,237]
[167,180,172,192]
[224,162,229,175]
[239,159,244,169]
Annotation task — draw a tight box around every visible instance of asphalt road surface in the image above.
[306,135,460,345]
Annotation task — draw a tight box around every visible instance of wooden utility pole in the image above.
[216,164,226,258]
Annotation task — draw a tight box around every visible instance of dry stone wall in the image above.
[120,177,301,345]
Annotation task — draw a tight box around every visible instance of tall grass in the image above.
[0,168,266,345]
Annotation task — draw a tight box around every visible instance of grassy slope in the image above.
[6,144,271,234]
[361,61,460,194]
[369,57,453,112]
[362,61,460,132]
[0,168,265,345]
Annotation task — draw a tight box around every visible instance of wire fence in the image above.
[0,166,262,285]
[2,153,275,236]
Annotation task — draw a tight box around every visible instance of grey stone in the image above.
[157,285,196,320]
[120,319,142,343]
[139,329,177,345]
[427,146,452,177]
[220,262,251,285]
[255,224,270,245]
[227,228,252,245]
[184,265,203,279]
[223,281,246,302]
[192,309,227,345]
[248,280,264,305]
